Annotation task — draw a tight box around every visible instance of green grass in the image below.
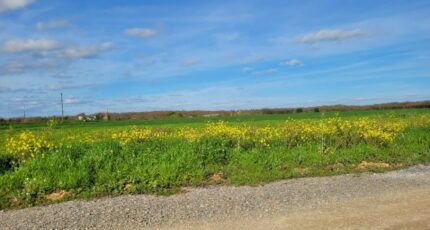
[0,108,429,209]
[2,108,428,131]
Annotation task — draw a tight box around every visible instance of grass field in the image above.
[1,108,430,209]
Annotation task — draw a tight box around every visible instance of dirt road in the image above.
[1,166,430,229]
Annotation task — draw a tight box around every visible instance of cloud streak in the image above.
[253,68,278,75]
[36,19,68,31]
[280,59,303,67]
[1,39,59,52]
[0,58,63,74]
[63,42,113,59]
[47,83,95,91]
[63,96,87,105]
[242,66,254,72]
[0,0,34,12]
[298,29,366,44]
[124,28,157,38]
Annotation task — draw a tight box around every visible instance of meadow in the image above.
[1,108,430,209]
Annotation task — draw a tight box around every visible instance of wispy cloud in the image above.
[253,68,278,75]
[1,38,59,52]
[47,82,95,91]
[124,28,157,38]
[52,74,75,79]
[64,96,86,105]
[0,40,114,75]
[36,19,68,31]
[0,0,34,12]
[280,59,303,67]
[0,86,31,93]
[298,29,366,44]
[0,60,27,74]
[63,42,113,59]
[242,66,254,72]
[0,58,62,74]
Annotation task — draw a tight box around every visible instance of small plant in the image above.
[47,119,58,129]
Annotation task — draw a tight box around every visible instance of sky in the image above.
[0,0,430,118]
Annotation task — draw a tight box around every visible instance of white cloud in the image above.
[253,68,278,75]
[36,19,68,31]
[280,59,303,67]
[242,66,254,72]
[0,0,33,12]
[63,42,113,59]
[64,96,82,104]
[1,38,59,52]
[124,28,157,38]
[298,29,366,44]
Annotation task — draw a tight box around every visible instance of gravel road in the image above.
[1,166,430,229]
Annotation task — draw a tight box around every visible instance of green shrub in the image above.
[0,154,15,175]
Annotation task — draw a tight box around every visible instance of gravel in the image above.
[1,165,430,229]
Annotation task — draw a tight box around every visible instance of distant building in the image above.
[77,114,97,122]
[77,113,86,121]
[86,115,97,121]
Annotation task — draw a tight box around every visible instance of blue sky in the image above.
[1,0,430,117]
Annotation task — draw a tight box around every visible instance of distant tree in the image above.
[261,108,274,114]
[296,108,303,113]
[314,107,320,113]
[167,111,176,116]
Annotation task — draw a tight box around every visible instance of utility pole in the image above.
[103,107,109,121]
[23,104,26,120]
[60,93,64,122]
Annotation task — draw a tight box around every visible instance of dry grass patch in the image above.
[292,167,311,175]
[356,161,391,170]
[208,172,225,183]
[124,183,133,191]
[44,190,70,201]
